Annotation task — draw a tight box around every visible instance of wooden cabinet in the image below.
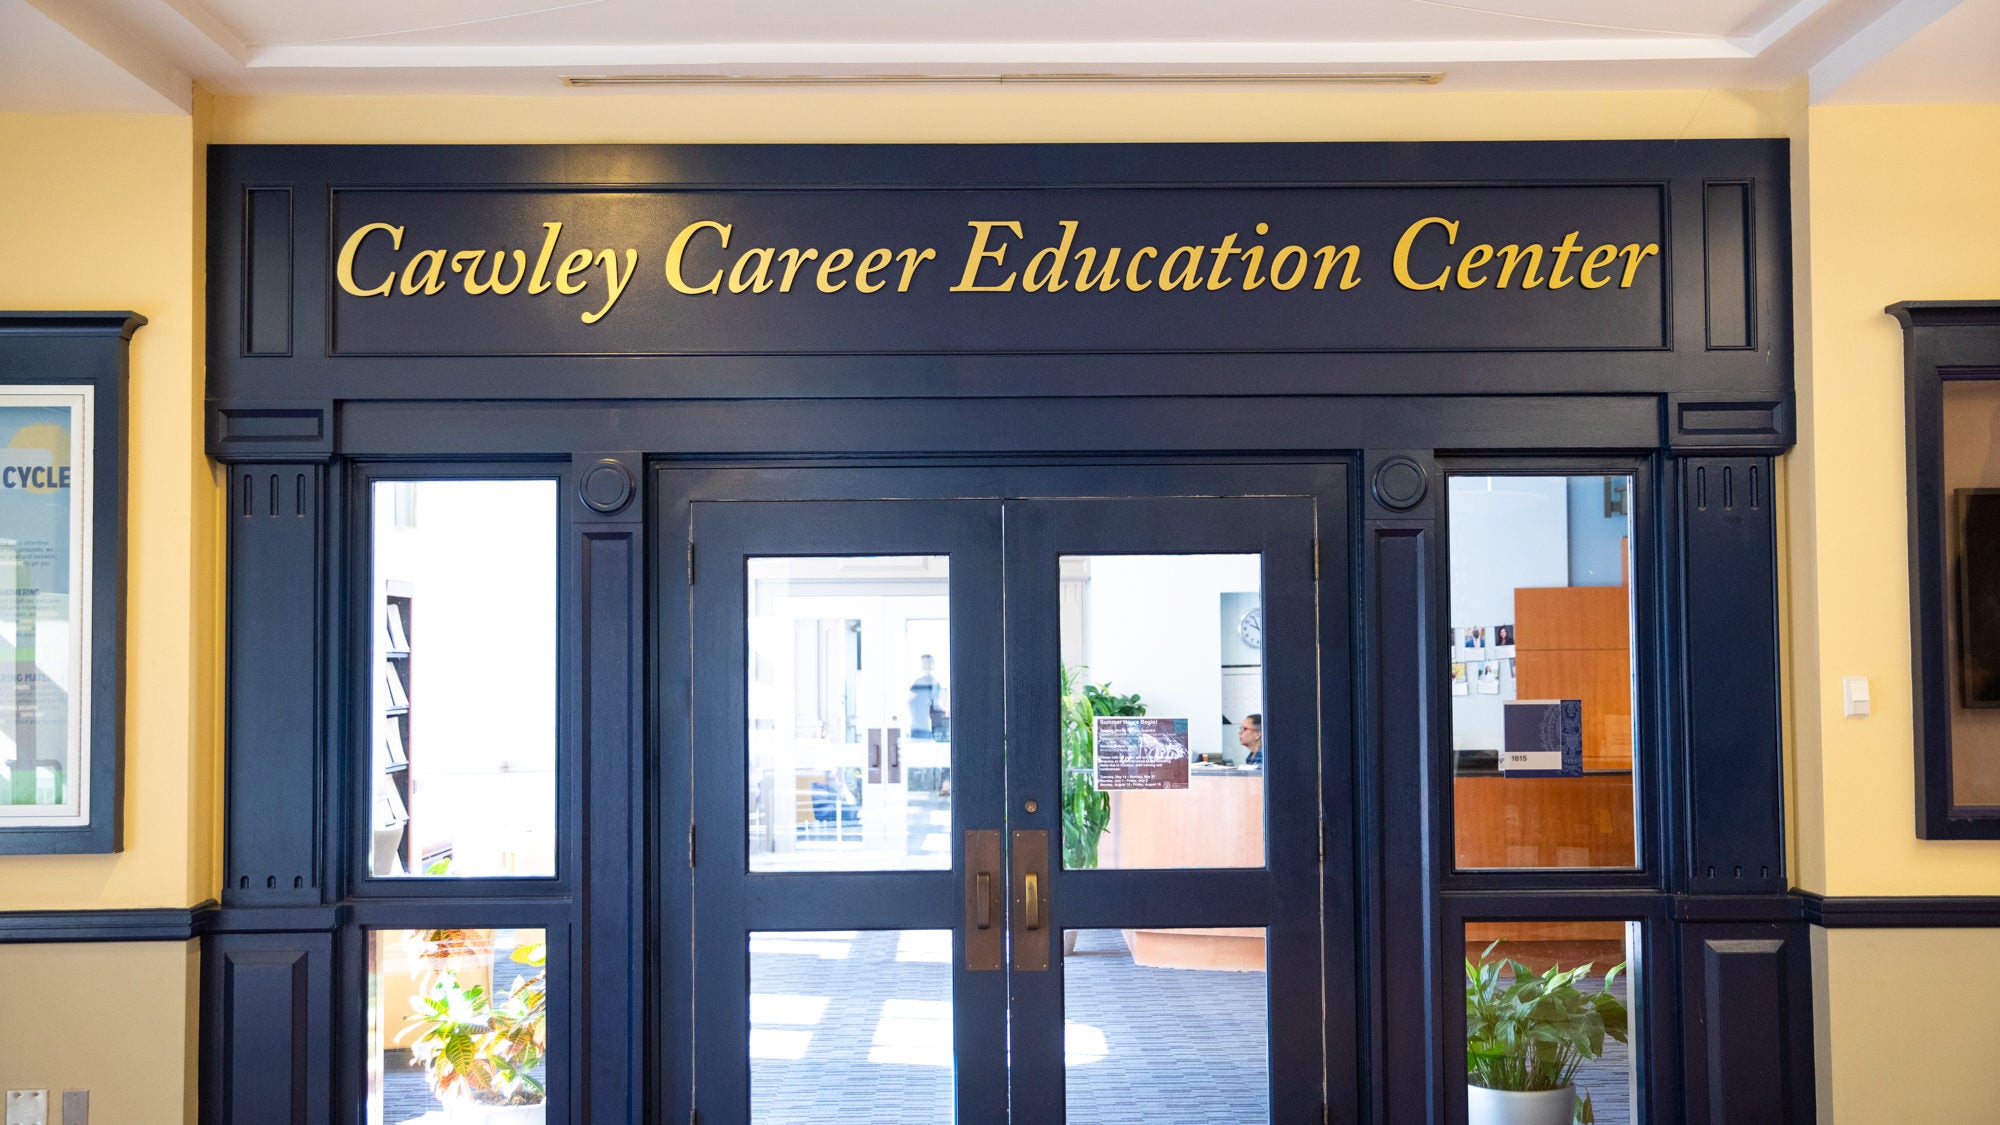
[1514,584,1632,770]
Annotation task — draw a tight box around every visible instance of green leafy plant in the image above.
[1465,940,1628,1109]
[1060,666,1145,870]
[399,931,548,1107]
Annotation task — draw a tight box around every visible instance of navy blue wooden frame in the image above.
[1000,493,1336,1123]
[656,460,1362,1121]
[343,460,580,899]
[1892,301,2000,839]
[199,139,1807,1124]
[1434,455,1665,891]
[683,497,1011,1125]
[0,312,136,855]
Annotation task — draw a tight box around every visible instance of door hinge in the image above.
[688,825,697,867]
[688,542,696,584]
[691,1110,699,1125]
[1322,1103,1331,1125]
[1313,538,1321,581]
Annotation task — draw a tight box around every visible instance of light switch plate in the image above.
[1842,675,1871,717]
[59,1091,86,1125]
[6,1090,48,1125]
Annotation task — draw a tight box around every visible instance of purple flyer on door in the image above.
[1500,700,1583,777]
[1093,717,1191,790]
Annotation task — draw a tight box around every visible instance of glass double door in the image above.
[686,485,1340,1124]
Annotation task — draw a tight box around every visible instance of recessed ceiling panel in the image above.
[196,0,572,46]
[1431,0,1806,38]
[0,0,180,111]
[1824,0,2000,102]
[198,0,1765,48]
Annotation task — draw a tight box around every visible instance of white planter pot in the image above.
[1467,1084,1575,1125]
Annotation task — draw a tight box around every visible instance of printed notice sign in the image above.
[0,391,89,826]
[1093,717,1191,791]
[1501,699,1583,778]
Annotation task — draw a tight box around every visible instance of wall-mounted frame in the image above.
[1894,300,2000,839]
[0,313,136,854]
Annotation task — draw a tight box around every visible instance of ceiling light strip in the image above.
[561,71,1445,87]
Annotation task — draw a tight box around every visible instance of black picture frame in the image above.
[0,312,137,854]
[1894,300,2000,838]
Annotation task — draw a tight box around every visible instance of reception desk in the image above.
[1104,769,1266,971]
[1452,771,1635,870]
[1456,771,1634,944]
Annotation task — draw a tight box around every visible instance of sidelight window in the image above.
[1446,475,1641,871]
[367,479,559,879]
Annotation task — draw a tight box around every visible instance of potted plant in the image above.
[1059,666,1145,872]
[399,931,549,1123]
[1465,941,1628,1125]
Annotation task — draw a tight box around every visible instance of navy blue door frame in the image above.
[206,425,1809,1125]
[662,464,1353,1123]
[200,139,1808,1124]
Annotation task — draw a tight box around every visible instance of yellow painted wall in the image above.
[0,110,220,911]
[3,85,1995,1125]
[1793,104,2000,896]
[1816,926,2000,1121]
[0,109,213,1125]
[0,941,199,1122]
[1792,103,2000,1124]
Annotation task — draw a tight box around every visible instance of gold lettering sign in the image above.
[331,215,1661,327]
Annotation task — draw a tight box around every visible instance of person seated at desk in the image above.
[1237,713,1263,766]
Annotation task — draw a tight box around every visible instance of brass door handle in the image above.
[1012,829,1049,971]
[965,830,1001,971]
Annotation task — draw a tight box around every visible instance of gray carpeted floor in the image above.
[381,925,1632,1123]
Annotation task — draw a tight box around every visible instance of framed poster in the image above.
[0,311,135,854]
[0,388,92,828]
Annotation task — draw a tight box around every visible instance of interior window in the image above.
[1448,475,1639,870]
[369,479,559,879]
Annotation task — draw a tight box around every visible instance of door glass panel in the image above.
[751,929,954,1124]
[1447,476,1639,870]
[367,926,550,1125]
[1059,554,1265,871]
[370,480,558,878]
[1064,927,1269,1122]
[1464,920,1639,1124]
[746,556,952,873]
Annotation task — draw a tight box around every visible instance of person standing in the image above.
[908,653,945,740]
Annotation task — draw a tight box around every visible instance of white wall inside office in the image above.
[1447,475,1629,753]
[1076,553,1261,764]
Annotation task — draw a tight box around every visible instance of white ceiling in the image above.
[6,0,1995,113]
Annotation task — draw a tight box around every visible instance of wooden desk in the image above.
[1456,771,1634,944]
[1103,770,1266,971]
